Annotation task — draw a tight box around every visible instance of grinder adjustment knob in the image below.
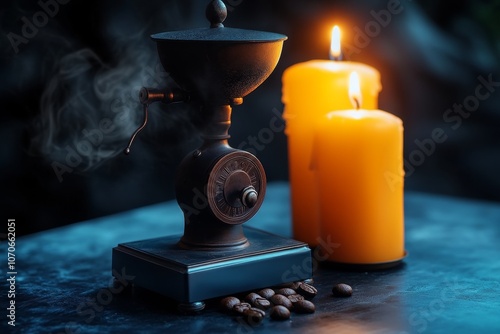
[207,151,266,225]
[241,186,258,208]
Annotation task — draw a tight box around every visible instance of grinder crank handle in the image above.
[124,87,189,155]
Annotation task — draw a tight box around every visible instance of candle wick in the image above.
[329,53,343,61]
[354,97,360,110]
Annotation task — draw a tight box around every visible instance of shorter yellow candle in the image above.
[313,72,405,264]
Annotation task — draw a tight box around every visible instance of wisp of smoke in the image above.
[31,30,168,171]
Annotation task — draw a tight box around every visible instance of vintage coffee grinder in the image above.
[112,0,312,311]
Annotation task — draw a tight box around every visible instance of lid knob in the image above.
[206,0,227,28]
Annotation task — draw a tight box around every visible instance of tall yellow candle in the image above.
[282,26,382,246]
[313,72,405,264]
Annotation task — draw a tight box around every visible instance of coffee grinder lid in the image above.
[151,0,287,43]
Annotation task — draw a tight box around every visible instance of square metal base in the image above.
[112,226,312,304]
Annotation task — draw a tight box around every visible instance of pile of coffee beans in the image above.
[219,281,353,325]
[219,280,318,324]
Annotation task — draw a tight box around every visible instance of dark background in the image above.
[1,0,500,236]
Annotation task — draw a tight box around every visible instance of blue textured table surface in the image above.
[2,182,500,334]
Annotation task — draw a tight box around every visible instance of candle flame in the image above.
[349,71,362,109]
[330,25,341,60]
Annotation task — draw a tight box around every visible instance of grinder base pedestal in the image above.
[112,226,312,310]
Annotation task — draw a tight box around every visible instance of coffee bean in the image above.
[275,288,296,296]
[243,307,265,325]
[220,296,240,312]
[303,278,314,285]
[332,283,353,297]
[296,282,318,300]
[294,300,316,314]
[245,307,265,317]
[287,294,305,303]
[252,297,271,310]
[270,305,291,320]
[270,294,293,309]
[278,281,301,290]
[244,292,261,304]
[233,302,251,314]
[258,288,275,299]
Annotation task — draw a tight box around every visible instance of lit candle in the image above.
[313,72,405,264]
[282,25,382,246]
